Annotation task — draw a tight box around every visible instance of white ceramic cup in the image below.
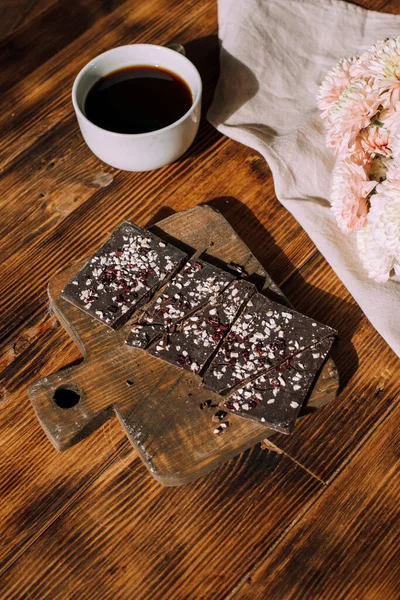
[72,44,202,171]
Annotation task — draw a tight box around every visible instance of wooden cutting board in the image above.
[29,205,339,485]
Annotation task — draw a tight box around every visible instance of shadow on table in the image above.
[184,35,221,112]
[148,196,360,393]
[170,35,258,160]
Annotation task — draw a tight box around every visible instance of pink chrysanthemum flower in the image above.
[317,56,359,118]
[318,37,400,283]
[359,125,391,156]
[357,171,400,282]
[331,153,375,233]
[379,104,400,131]
[325,81,381,154]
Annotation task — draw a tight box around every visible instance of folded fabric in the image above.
[208,0,400,358]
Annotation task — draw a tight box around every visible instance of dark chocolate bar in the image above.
[202,292,337,394]
[147,279,256,374]
[222,336,335,433]
[126,259,235,349]
[61,222,187,329]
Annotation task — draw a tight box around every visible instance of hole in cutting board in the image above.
[53,387,81,409]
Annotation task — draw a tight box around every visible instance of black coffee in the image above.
[84,65,193,134]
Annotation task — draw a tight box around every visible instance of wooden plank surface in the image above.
[0,445,323,600]
[231,405,400,600]
[0,0,399,597]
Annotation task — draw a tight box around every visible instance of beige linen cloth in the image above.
[208,0,400,358]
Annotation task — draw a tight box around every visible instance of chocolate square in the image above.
[61,222,187,329]
[202,292,337,394]
[147,279,256,374]
[126,259,235,349]
[222,336,335,433]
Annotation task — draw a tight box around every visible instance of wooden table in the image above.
[1,0,399,598]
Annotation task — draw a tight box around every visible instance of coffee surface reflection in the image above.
[84,65,193,134]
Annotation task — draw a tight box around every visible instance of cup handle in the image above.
[165,43,186,56]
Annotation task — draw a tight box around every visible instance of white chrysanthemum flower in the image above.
[364,37,400,104]
[357,223,395,282]
[357,174,400,281]
[317,56,359,118]
[386,160,400,181]
[390,126,400,161]
[380,106,400,160]
[325,80,381,154]
[352,39,389,79]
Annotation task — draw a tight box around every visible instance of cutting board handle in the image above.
[29,363,112,451]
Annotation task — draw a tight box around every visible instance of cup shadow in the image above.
[172,35,259,160]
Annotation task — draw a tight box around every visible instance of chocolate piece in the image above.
[126,259,235,349]
[147,279,256,374]
[203,292,336,394]
[61,222,186,329]
[223,336,335,433]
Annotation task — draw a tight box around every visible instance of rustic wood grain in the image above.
[0,0,47,42]
[231,404,400,600]
[0,391,128,571]
[0,0,128,92]
[29,206,338,485]
[0,444,323,600]
[0,0,399,597]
